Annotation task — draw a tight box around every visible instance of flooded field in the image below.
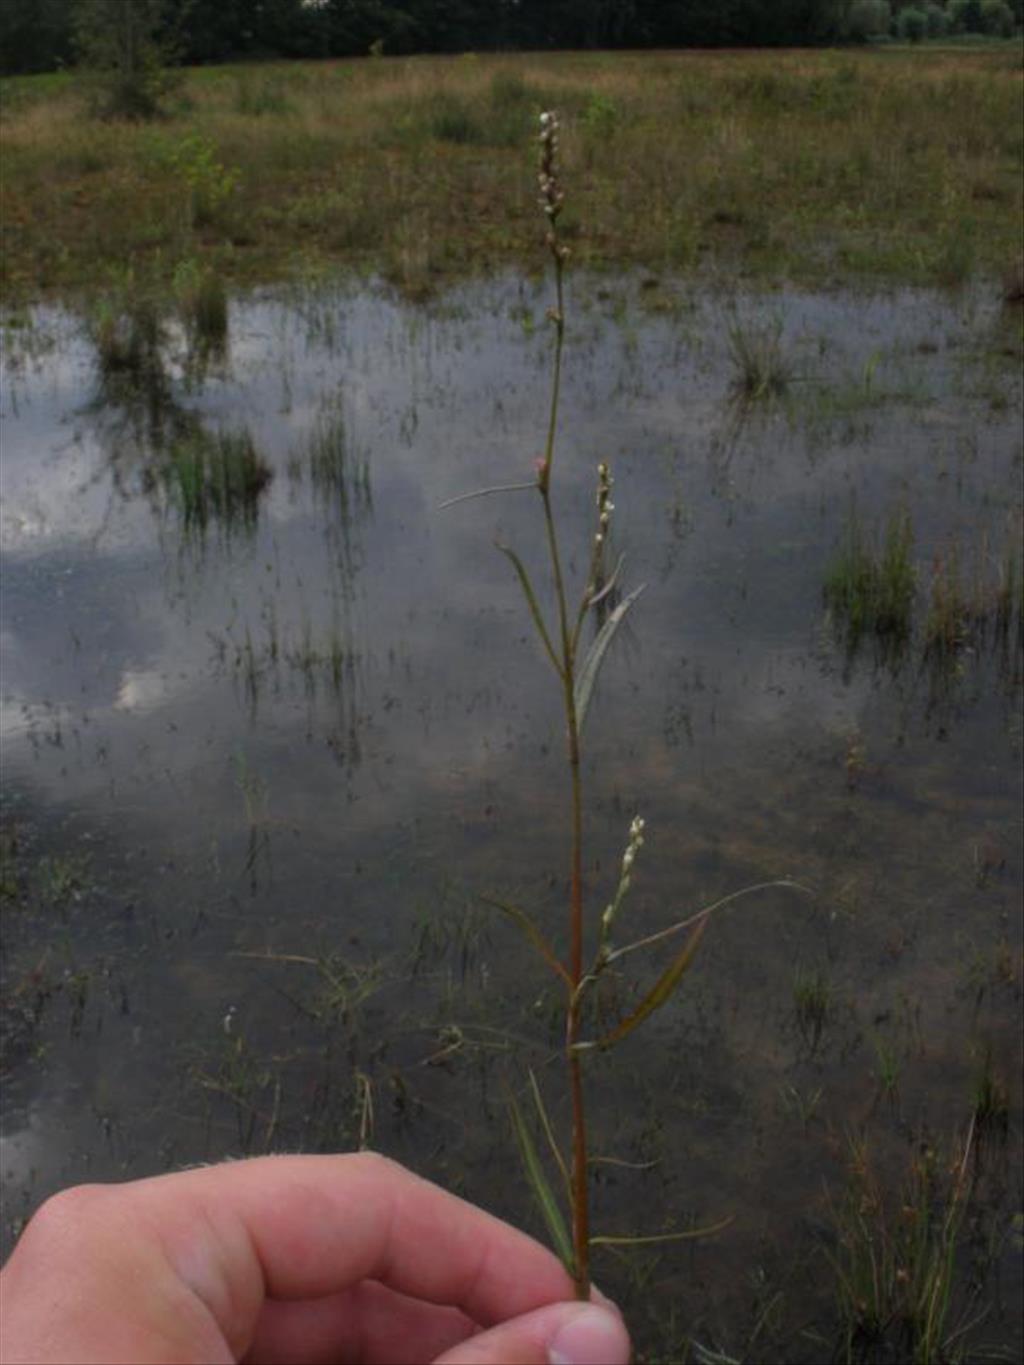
[2,273,1021,1362]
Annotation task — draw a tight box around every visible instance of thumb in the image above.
[432,1300,630,1365]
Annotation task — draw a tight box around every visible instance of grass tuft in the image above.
[792,965,831,1051]
[727,314,792,402]
[90,281,164,382]
[164,427,272,537]
[824,506,916,652]
[831,1133,975,1365]
[174,258,228,348]
[306,401,371,510]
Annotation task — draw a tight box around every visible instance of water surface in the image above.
[2,274,1021,1361]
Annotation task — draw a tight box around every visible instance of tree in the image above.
[74,0,183,118]
[978,0,1016,33]
[897,5,928,38]
[0,0,74,76]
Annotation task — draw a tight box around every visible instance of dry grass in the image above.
[1,45,1021,299]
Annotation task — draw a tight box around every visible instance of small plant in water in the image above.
[793,963,831,1051]
[726,312,792,403]
[164,427,272,540]
[831,1129,977,1364]
[174,258,228,355]
[447,111,801,1300]
[824,504,915,656]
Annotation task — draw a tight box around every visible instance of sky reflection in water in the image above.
[1,275,1021,1359]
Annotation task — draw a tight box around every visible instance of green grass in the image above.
[174,258,228,348]
[1,46,1021,300]
[164,427,272,537]
[90,281,164,382]
[306,402,371,510]
[727,313,792,402]
[924,527,1024,662]
[831,1133,975,1365]
[824,505,916,651]
[792,964,831,1050]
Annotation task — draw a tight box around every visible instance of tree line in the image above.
[1,0,1020,77]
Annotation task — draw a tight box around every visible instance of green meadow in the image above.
[2,45,1021,300]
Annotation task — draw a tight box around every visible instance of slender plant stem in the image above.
[566,728,590,1298]
[542,255,565,478]
[536,242,591,1299]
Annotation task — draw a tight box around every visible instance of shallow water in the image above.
[2,274,1021,1361]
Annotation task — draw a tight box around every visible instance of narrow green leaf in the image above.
[605,880,811,968]
[438,481,536,510]
[481,896,570,985]
[589,553,625,609]
[590,1214,734,1247]
[508,1090,575,1273]
[594,914,708,1049]
[573,584,645,732]
[497,543,563,678]
[528,1068,570,1196]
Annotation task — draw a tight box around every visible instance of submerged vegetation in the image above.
[1,46,1022,299]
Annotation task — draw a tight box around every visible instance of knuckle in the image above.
[23,1184,107,1247]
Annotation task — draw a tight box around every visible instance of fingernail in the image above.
[590,1283,621,1314]
[548,1303,630,1365]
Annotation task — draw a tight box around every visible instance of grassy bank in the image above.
[1,45,1022,301]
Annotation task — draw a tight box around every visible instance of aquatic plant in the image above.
[164,427,272,538]
[831,1129,978,1365]
[793,964,831,1051]
[306,401,370,508]
[726,313,792,402]
[90,273,164,383]
[174,258,229,351]
[447,110,800,1300]
[971,1046,1010,1140]
[824,504,915,652]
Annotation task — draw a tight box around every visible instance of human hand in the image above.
[0,1152,630,1365]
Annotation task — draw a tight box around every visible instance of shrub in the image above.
[74,0,179,120]
[845,0,893,40]
[949,0,984,30]
[979,0,1016,33]
[897,6,929,38]
[924,2,950,35]
[168,133,239,228]
[426,91,483,145]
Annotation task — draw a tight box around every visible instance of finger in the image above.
[432,1301,631,1365]
[245,1281,477,1365]
[114,1154,574,1356]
